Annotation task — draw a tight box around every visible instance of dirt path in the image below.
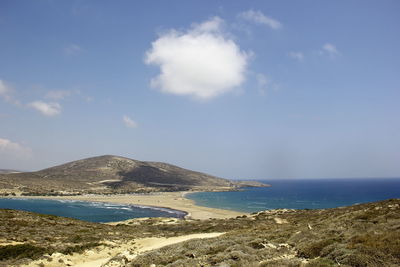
[24,233,224,267]
[135,232,223,252]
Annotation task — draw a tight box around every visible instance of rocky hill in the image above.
[0,155,267,195]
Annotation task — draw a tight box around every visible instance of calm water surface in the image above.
[187,178,400,213]
[0,198,186,222]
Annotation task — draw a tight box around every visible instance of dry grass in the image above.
[1,199,400,266]
[128,199,400,267]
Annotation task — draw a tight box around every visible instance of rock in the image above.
[265,243,277,249]
[274,217,288,224]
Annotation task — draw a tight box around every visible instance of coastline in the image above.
[5,191,246,220]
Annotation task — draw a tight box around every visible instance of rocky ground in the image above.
[1,199,399,267]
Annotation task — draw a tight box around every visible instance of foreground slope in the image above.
[125,199,400,267]
[0,155,266,195]
[1,199,399,266]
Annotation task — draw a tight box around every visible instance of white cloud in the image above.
[321,43,339,57]
[45,90,72,100]
[123,115,137,128]
[145,17,249,100]
[288,51,304,61]
[238,9,282,30]
[64,44,82,55]
[0,138,32,159]
[29,101,61,116]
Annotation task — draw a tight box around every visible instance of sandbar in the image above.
[11,192,246,220]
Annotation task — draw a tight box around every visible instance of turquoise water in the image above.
[187,178,400,213]
[0,198,186,223]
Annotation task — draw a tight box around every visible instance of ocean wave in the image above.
[67,201,186,216]
[1,198,186,218]
[55,199,81,204]
[80,201,131,210]
[131,204,187,216]
[0,198,186,222]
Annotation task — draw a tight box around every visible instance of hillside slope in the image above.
[1,199,399,266]
[126,199,400,267]
[0,155,266,195]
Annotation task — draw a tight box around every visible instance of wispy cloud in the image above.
[45,90,73,100]
[123,115,137,128]
[288,51,304,61]
[256,73,280,95]
[145,17,249,100]
[0,79,20,106]
[257,73,268,95]
[1,80,88,117]
[28,101,61,116]
[64,44,82,55]
[0,137,32,159]
[0,79,11,101]
[238,9,282,30]
[320,43,340,58]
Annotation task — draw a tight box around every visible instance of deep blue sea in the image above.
[1,179,399,222]
[187,178,400,213]
[0,198,186,223]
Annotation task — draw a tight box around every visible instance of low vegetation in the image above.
[128,199,400,267]
[0,244,48,261]
[1,199,399,266]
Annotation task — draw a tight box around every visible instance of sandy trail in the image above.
[134,232,223,252]
[24,233,224,267]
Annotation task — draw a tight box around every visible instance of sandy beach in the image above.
[14,191,246,220]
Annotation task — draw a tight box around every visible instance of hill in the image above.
[1,199,399,266]
[0,155,267,195]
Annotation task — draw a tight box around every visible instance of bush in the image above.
[0,244,48,260]
[259,258,302,267]
[298,239,338,258]
[305,258,337,267]
[61,242,102,255]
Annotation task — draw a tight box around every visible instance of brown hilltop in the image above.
[0,155,267,195]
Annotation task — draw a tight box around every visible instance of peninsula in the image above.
[0,155,268,196]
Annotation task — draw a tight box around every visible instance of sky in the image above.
[0,0,399,179]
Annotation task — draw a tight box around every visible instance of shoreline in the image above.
[3,191,246,220]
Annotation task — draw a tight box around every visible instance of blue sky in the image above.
[0,0,399,179]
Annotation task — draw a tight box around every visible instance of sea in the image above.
[1,178,399,222]
[186,178,400,213]
[0,198,186,223]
